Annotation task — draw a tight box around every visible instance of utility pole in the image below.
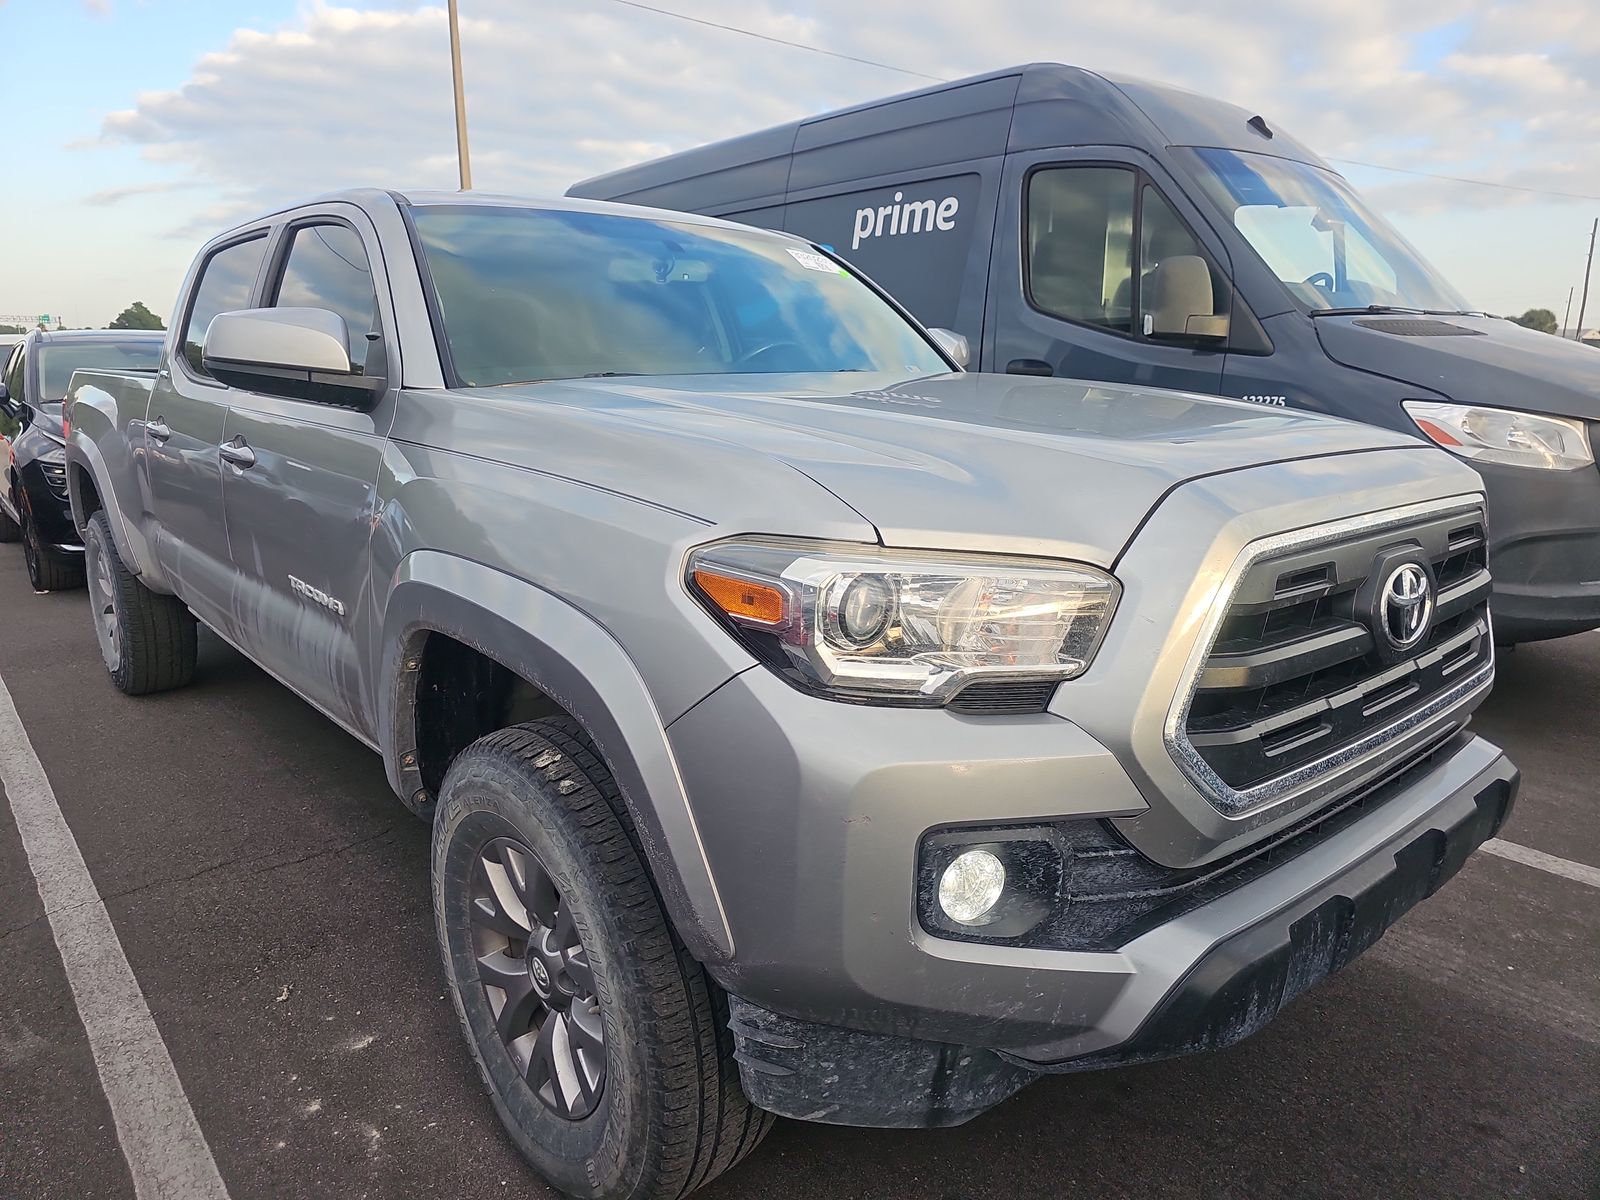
[1563,287,1575,339]
[447,0,472,191]
[1576,217,1598,341]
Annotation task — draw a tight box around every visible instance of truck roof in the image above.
[209,186,798,246]
[568,62,1328,209]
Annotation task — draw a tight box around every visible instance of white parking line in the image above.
[0,672,232,1200]
[1483,838,1600,889]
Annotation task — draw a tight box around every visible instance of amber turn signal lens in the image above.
[693,569,787,625]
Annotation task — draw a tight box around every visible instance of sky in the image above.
[1,0,1598,330]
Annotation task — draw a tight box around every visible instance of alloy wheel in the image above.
[469,835,607,1118]
[85,531,121,671]
[20,503,41,591]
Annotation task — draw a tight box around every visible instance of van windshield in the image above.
[408,206,949,387]
[1181,148,1471,314]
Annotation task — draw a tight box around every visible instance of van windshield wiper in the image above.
[1308,305,1486,319]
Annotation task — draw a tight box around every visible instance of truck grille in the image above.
[1175,502,1493,810]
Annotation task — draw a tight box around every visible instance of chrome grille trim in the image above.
[1164,495,1494,817]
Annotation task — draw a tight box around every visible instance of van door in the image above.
[218,211,394,740]
[988,150,1230,391]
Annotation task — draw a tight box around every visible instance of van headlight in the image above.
[1404,401,1593,470]
[686,537,1119,704]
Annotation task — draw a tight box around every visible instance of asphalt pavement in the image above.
[0,547,1595,1200]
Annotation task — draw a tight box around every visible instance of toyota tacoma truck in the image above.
[65,189,1518,1200]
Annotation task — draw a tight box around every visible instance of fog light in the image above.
[938,849,1006,925]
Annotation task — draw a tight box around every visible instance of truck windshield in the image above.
[40,339,163,402]
[1181,148,1471,314]
[408,206,949,387]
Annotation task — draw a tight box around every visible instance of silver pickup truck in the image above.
[66,189,1517,1200]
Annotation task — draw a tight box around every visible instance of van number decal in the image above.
[289,575,347,617]
[852,192,959,250]
[1242,394,1289,407]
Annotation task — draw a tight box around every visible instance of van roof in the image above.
[569,62,1327,208]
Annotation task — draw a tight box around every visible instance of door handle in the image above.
[1006,358,1055,377]
[146,417,171,441]
[219,437,256,469]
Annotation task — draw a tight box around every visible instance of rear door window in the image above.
[181,235,268,378]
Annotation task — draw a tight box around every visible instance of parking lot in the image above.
[0,546,1594,1200]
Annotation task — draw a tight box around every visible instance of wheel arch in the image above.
[64,431,165,587]
[380,549,736,963]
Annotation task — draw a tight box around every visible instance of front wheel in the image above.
[20,490,84,592]
[433,718,771,1199]
[84,509,197,694]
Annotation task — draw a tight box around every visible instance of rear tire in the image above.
[84,509,197,694]
[20,490,84,592]
[433,717,771,1200]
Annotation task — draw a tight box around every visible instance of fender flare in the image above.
[379,550,736,963]
[63,435,165,585]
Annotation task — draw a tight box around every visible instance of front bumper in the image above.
[1475,457,1600,642]
[14,457,83,554]
[670,668,1517,1127]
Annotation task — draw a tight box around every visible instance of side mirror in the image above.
[1144,256,1230,342]
[202,308,384,406]
[0,382,14,419]
[929,327,971,369]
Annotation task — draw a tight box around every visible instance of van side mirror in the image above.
[929,328,970,369]
[203,308,385,407]
[1144,256,1230,342]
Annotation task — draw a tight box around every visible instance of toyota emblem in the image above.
[1380,562,1434,650]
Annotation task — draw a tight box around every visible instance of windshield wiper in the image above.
[580,371,644,378]
[1308,305,1487,319]
[1308,305,1426,318]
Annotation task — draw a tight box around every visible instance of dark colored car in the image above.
[0,329,163,590]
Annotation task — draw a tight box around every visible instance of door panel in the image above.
[988,148,1228,393]
[142,377,234,624]
[219,399,385,736]
[145,233,270,632]
[219,212,393,738]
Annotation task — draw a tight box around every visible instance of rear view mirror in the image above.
[1144,256,1230,342]
[929,327,970,369]
[203,308,384,406]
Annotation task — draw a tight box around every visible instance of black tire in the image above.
[0,498,19,543]
[84,509,198,695]
[433,717,772,1200]
[20,491,84,592]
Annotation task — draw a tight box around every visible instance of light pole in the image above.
[448,0,473,191]
[1576,218,1597,341]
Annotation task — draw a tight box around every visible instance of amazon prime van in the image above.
[570,63,1600,643]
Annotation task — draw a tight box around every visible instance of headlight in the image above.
[686,538,1119,705]
[1403,401,1593,470]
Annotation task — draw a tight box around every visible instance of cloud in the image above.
[81,179,203,206]
[97,1,1600,217]
[76,0,1600,316]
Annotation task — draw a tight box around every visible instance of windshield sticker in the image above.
[786,247,845,275]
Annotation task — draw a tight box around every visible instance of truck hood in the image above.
[462,372,1424,566]
[1314,313,1600,420]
